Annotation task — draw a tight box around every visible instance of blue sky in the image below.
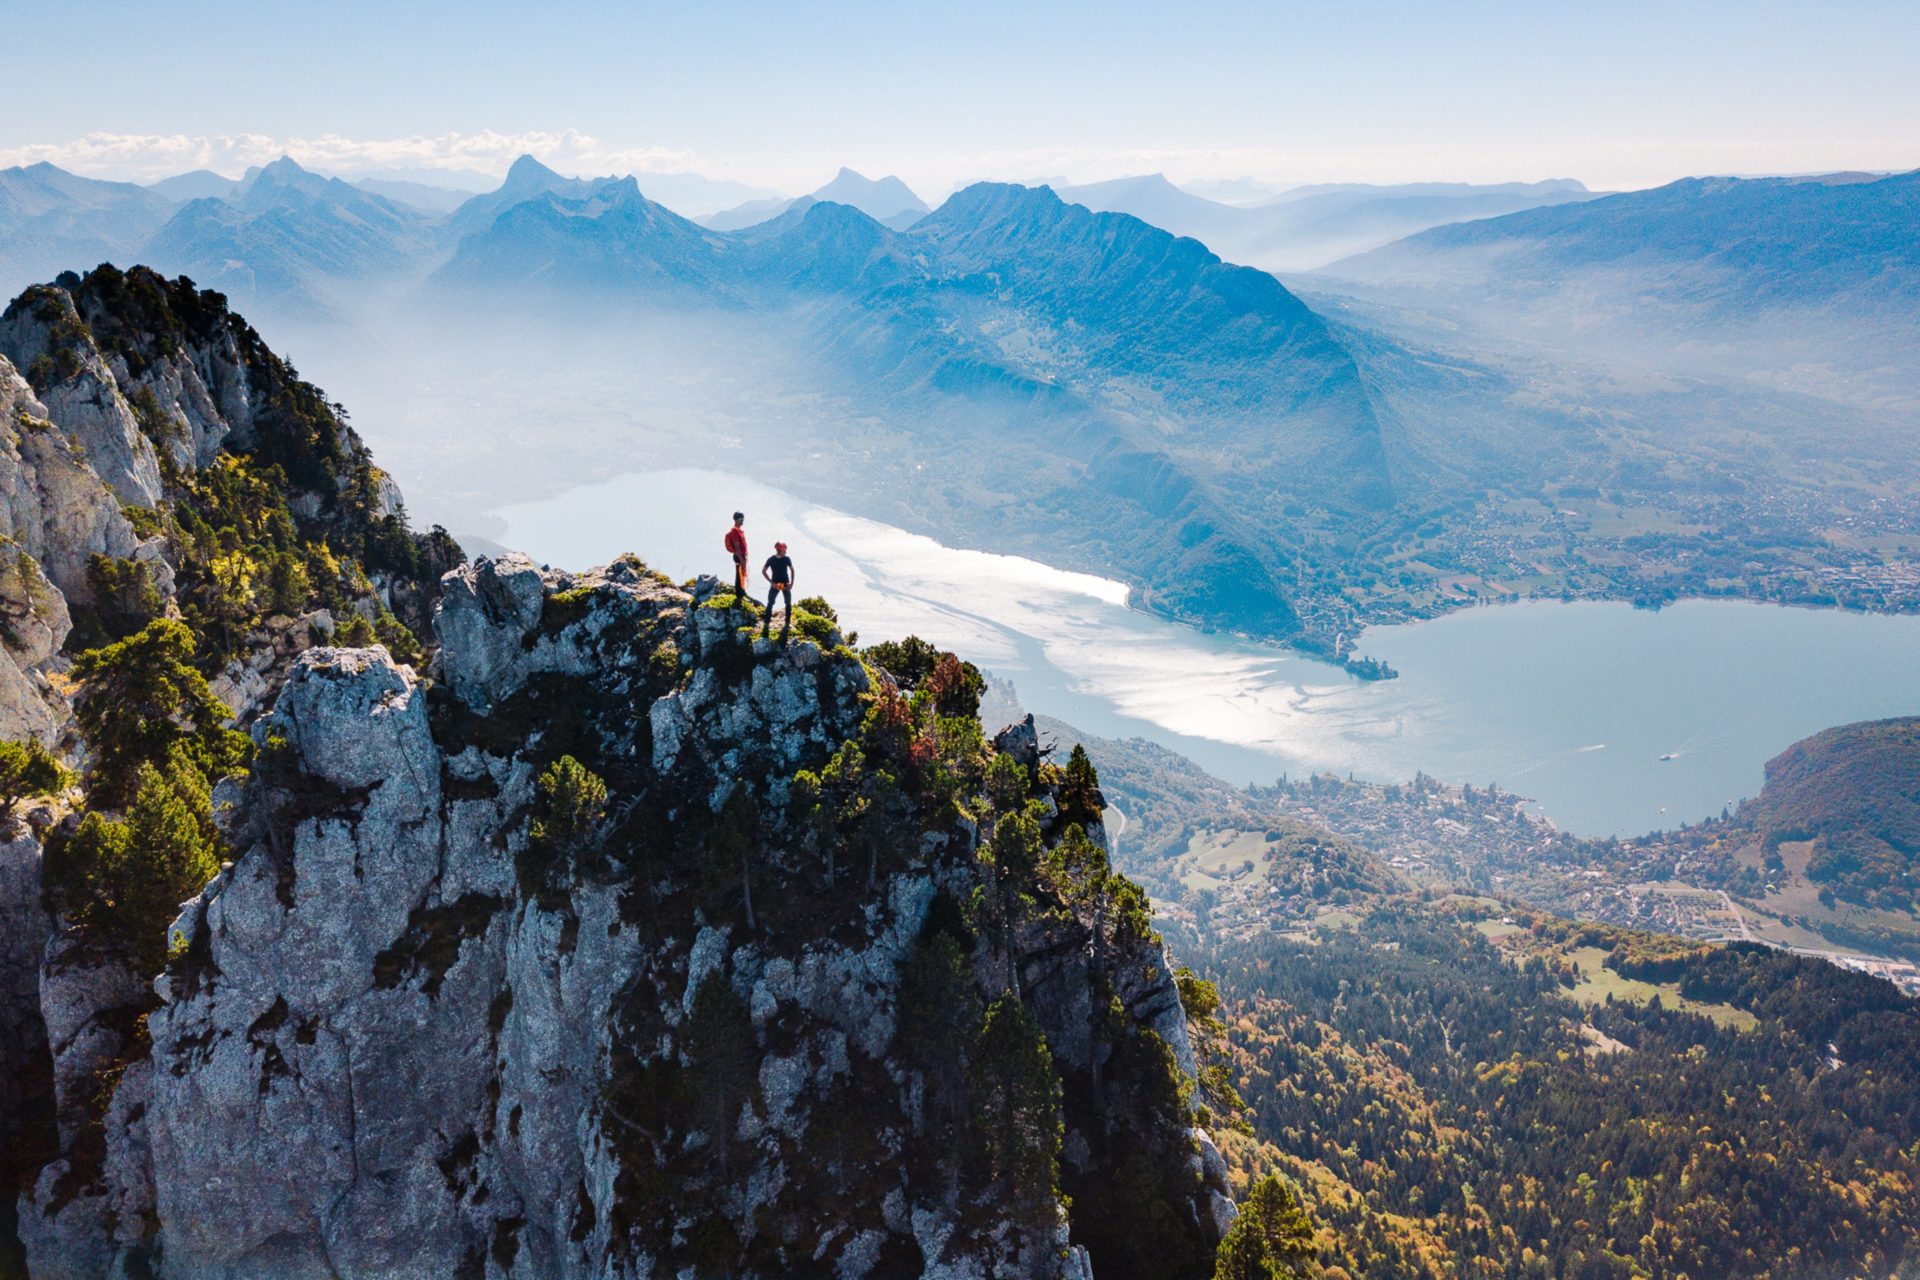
[5,0,1916,194]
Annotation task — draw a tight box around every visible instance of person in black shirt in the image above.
[761,541,795,635]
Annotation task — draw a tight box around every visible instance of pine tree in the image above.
[969,994,1062,1214]
[1213,1175,1318,1280]
[531,755,608,852]
[1059,743,1105,827]
[48,748,222,971]
[114,750,222,970]
[71,618,246,808]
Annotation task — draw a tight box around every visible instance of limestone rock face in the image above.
[0,541,73,745]
[0,358,140,603]
[104,326,246,471]
[19,558,1229,1279]
[0,290,165,508]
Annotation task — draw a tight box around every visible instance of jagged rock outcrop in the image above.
[0,264,458,750]
[0,267,468,1277]
[0,355,141,745]
[19,555,1230,1279]
[0,290,165,508]
[0,540,75,745]
[0,357,141,604]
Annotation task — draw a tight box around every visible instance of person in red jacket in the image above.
[724,511,749,603]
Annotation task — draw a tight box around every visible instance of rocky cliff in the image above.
[17,556,1231,1278]
[0,269,1231,1279]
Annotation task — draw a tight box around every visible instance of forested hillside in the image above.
[1048,710,1920,1279]
[1735,717,1920,909]
[1194,907,1920,1280]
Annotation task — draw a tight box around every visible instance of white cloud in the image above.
[0,130,700,184]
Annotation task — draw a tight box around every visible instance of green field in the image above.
[1563,946,1758,1031]
[1175,827,1272,891]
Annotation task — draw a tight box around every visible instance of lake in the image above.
[493,468,1920,837]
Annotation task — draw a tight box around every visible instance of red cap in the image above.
[775,541,789,552]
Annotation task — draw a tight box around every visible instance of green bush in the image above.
[0,739,73,816]
[84,554,165,642]
[46,747,222,972]
[374,610,422,666]
[334,613,377,647]
[71,619,248,809]
[789,607,836,646]
[532,756,608,851]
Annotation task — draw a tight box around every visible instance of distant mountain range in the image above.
[140,158,435,309]
[1049,172,1595,269]
[0,155,785,306]
[0,153,1912,658]
[1316,169,1920,402]
[430,176,1406,633]
[0,163,175,297]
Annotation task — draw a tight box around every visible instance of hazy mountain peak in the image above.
[234,155,336,206]
[246,156,327,192]
[504,153,565,188]
[146,169,239,201]
[921,180,1068,228]
[809,168,929,221]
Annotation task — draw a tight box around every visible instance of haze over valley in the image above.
[11,148,1914,671]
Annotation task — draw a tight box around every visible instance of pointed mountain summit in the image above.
[439,153,611,247]
[236,155,330,197]
[810,167,929,228]
[911,183,1389,494]
[433,175,733,298]
[501,153,568,195]
[739,197,916,292]
[140,156,430,316]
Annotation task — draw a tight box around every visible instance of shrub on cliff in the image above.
[1212,1174,1319,1280]
[969,994,1064,1214]
[46,747,222,971]
[71,619,248,809]
[82,554,166,643]
[0,739,72,817]
[863,635,984,717]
